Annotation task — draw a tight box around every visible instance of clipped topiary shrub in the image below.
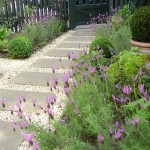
[8,36,33,59]
[129,6,150,42]
[89,37,113,58]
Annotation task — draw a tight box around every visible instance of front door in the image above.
[69,0,109,28]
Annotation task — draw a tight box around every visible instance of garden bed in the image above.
[3,4,150,150]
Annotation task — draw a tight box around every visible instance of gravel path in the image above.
[0,28,94,150]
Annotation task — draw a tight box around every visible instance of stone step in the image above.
[30,59,71,69]
[72,31,95,36]
[45,49,83,57]
[57,42,89,49]
[9,72,62,86]
[64,36,94,42]
[0,120,22,150]
[0,89,51,112]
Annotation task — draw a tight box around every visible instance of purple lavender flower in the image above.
[80,58,85,64]
[138,84,144,93]
[32,99,36,107]
[51,67,55,73]
[90,66,96,76]
[132,118,139,128]
[46,108,54,119]
[0,97,6,108]
[53,77,58,85]
[109,126,114,137]
[33,141,39,150]
[9,105,14,115]
[122,85,132,95]
[112,94,116,102]
[11,122,16,132]
[138,68,142,77]
[18,111,23,119]
[146,62,150,70]
[16,102,22,112]
[18,121,23,129]
[21,132,34,146]
[83,47,88,55]
[69,99,74,105]
[62,73,70,85]
[97,134,104,143]
[18,96,24,103]
[113,130,121,141]
[131,75,138,84]
[114,121,120,128]
[119,97,127,104]
[64,87,70,95]
[82,72,88,80]
[23,120,28,129]
[118,128,124,133]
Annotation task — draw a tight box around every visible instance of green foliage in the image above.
[112,25,131,54]
[107,50,147,84]
[23,22,48,46]
[118,5,131,21]
[33,124,96,150]
[89,37,113,58]
[46,18,67,39]
[120,121,150,150]
[129,6,150,42]
[23,17,67,48]
[64,80,113,136]
[0,26,10,51]
[8,36,33,59]
[124,99,150,121]
[96,23,131,55]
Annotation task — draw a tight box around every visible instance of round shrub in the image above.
[129,6,150,42]
[89,37,113,58]
[8,36,33,59]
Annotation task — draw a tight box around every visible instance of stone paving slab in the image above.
[0,120,22,150]
[64,36,93,42]
[57,42,89,49]
[31,59,71,69]
[0,89,51,112]
[9,72,62,86]
[45,49,83,57]
[72,31,95,36]
[0,73,3,79]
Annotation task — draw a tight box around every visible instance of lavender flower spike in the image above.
[97,134,104,143]
[122,85,132,95]
[21,132,34,146]
[146,61,150,70]
[138,84,144,93]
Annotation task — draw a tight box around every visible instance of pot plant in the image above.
[129,6,150,56]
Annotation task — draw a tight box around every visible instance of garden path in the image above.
[0,27,94,150]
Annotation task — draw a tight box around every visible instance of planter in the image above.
[130,39,150,61]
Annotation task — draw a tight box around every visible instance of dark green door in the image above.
[69,0,109,29]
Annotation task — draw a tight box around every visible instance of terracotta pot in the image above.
[130,39,150,61]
